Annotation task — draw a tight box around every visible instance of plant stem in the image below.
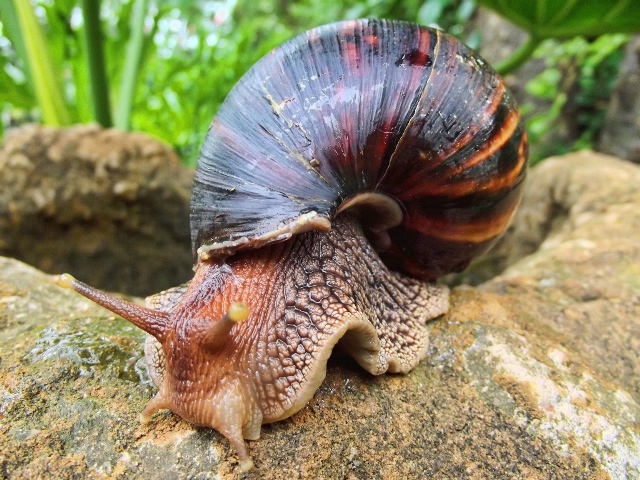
[1,1,31,86]
[495,35,542,75]
[11,0,71,125]
[82,0,113,127]
[115,0,148,131]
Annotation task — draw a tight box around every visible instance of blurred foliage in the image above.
[0,0,636,167]
[478,0,640,75]
[523,34,629,164]
[3,0,71,126]
[0,0,477,166]
[478,0,640,38]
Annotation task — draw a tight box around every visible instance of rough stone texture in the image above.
[0,124,194,296]
[598,36,640,164]
[1,151,639,479]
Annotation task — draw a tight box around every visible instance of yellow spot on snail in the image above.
[297,211,318,226]
[57,273,77,289]
[227,302,250,323]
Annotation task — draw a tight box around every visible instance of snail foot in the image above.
[205,378,263,471]
[140,392,169,423]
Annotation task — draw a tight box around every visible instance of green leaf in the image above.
[82,0,113,127]
[114,0,148,131]
[525,68,562,99]
[39,1,87,124]
[478,0,640,38]
[418,0,452,26]
[456,0,477,24]
[0,67,34,109]
[9,0,71,125]
[0,0,32,89]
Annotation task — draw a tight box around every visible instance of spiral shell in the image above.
[191,18,527,279]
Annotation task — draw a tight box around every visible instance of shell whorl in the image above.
[191,18,527,280]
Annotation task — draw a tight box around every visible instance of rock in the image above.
[598,36,640,164]
[1,151,639,479]
[0,124,194,296]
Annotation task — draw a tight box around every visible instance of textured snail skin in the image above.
[58,19,527,471]
[60,215,448,470]
[145,214,448,468]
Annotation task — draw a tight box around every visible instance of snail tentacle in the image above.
[140,391,170,423]
[57,273,170,341]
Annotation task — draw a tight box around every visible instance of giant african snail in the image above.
[58,18,527,471]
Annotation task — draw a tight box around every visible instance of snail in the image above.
[57,18,527,471]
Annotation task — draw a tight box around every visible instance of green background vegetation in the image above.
[0,0,638,165]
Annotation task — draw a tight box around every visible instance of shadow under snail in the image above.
[58,18,527,471]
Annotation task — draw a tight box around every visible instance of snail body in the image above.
[59,19,527,471]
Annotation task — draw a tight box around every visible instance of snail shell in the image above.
[192,18,527,278]
[59,18,527,471]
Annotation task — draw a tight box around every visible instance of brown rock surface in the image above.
[1,151,639,479]
[0,124,193,296]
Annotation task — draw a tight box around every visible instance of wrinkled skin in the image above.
[61,214,448,470]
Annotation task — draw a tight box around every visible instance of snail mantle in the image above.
[56,19,527,470]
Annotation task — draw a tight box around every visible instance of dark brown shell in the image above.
[191,18,528,280]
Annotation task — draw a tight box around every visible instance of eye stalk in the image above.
[57,273,170,341]
[201,301,250,351]
[227,302,250,322]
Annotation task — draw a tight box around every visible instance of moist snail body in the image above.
[59,19,528,471]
